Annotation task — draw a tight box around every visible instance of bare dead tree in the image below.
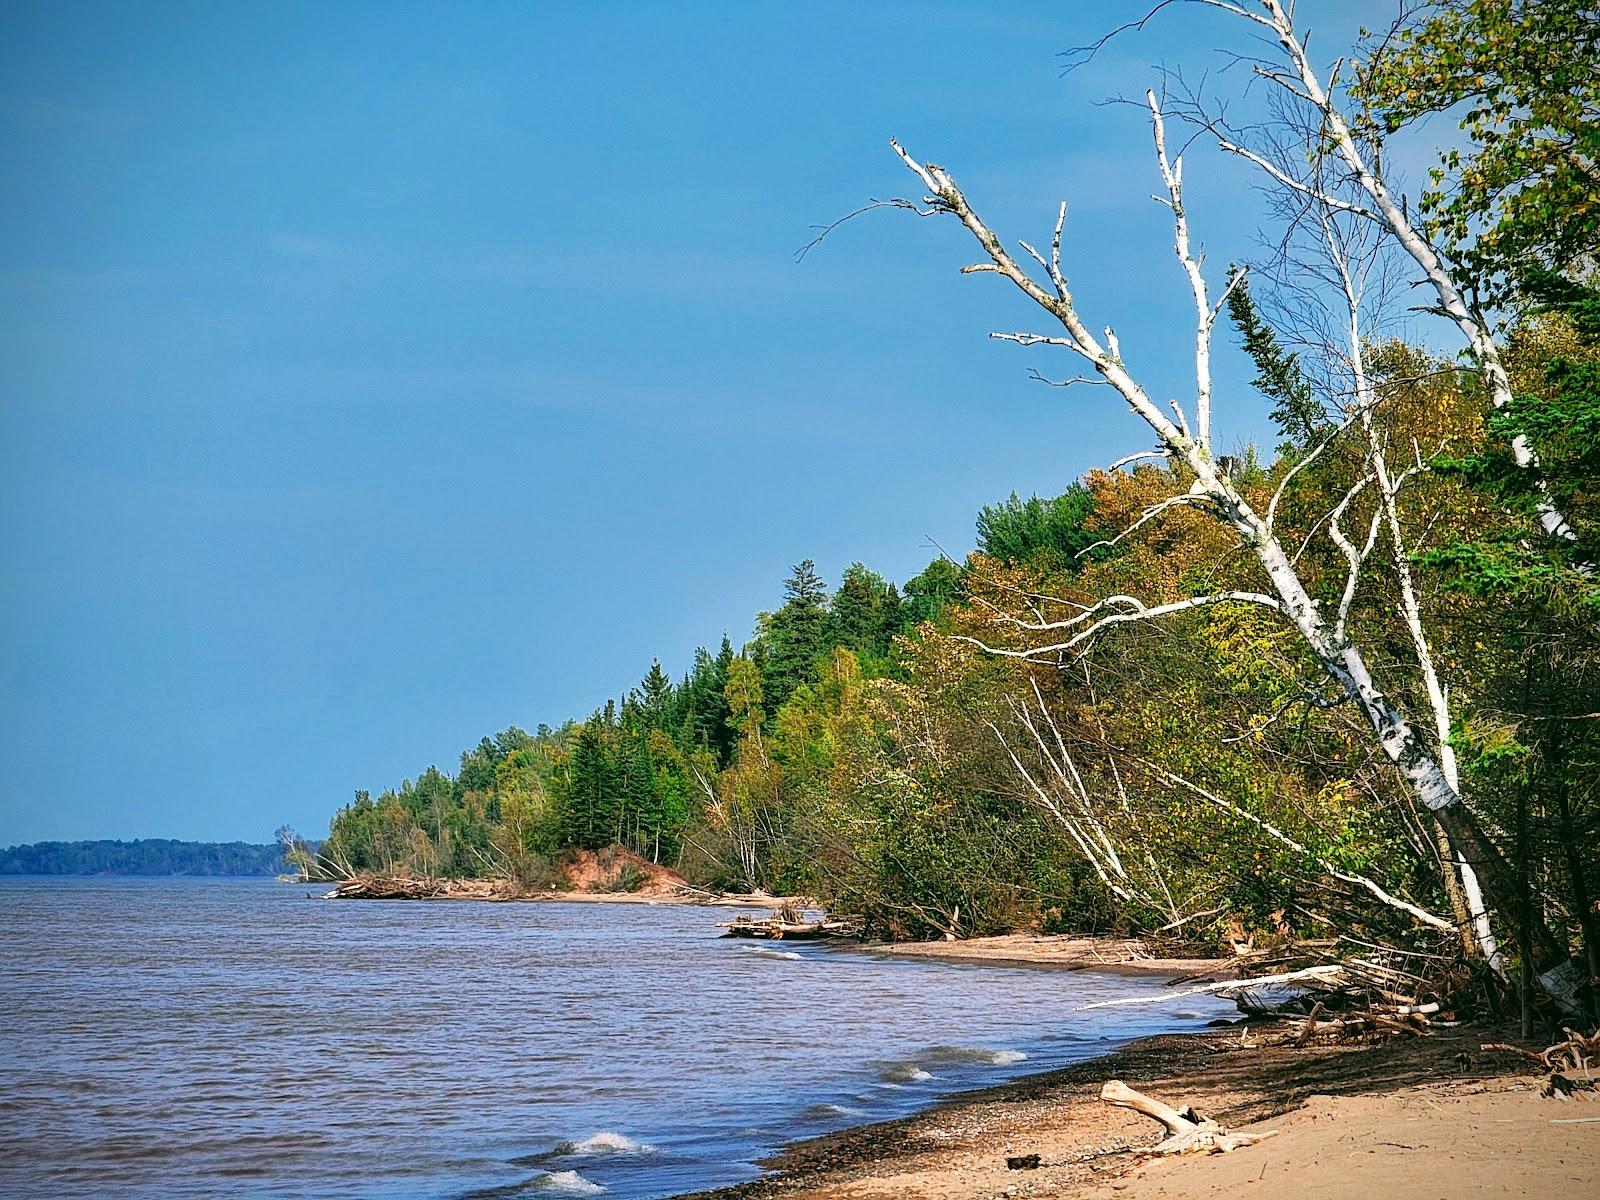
[1183,0,1577,543]
[878,85,1570,994]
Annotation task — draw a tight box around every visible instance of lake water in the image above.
[0,877,1231,1198]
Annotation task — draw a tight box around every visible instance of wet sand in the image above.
[670,1027,1597,1200]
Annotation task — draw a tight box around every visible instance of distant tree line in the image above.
[0,839,294,877]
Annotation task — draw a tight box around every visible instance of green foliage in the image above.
[1225,268,1327,453]
[1424,274,1600,607]
[1360,0,1600,302]
[830,563,902,664]
[900,556,966,628]
[975,484,1101,569]
[759,559,834,711]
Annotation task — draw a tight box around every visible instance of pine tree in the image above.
[565,721,619,850]
[831,563,899,659]
[975,485,1101,568]
[622,729,659,856]
[639,659,673,730]
[1225,268,1327,453]
[761,559,832,710]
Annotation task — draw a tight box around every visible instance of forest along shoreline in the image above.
[311,862,1231,977]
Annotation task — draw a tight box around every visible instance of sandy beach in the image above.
[312,890,1599,1198]
[672,1017,1597,1200]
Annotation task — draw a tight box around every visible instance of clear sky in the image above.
[1,1,1405,844]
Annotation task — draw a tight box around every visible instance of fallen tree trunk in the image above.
[1100,1080,1277,1154]
[1081,964,1347,1010]
[718,916,855,940]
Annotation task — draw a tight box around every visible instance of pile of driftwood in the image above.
[324,875,449,900]
[1482,1028,1600,1098]
[1088,938,1475,1044]
[720,904,858,941]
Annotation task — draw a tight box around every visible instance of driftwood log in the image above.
[1482,1029,1600,1076]
[1100,1080,1278,1154]
[324,875,449,900]
[719,915,855,940]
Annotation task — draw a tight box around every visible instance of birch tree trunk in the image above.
[882,91,1568,979]
[1199,0,1577,542]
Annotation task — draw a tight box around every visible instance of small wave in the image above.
[880,1063,934,1083]
[926,1045,1028,1066]
[513,1131,652,1167]
[740,946,802,960]
[805,1102,864,1117]
[572,1131,653,1155]
[536,1170,604,1195]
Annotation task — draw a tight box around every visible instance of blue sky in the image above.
[1,1,1405,843]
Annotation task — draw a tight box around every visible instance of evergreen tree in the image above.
[1225,268,1327,453]
[622,728,659,853]
[564,721,619,850]
[900,557,966,628]
[677,639,735,762]
[457,737,500,795]
[975,485,1101,568]
[761,559,832,709]
[831,563,899,660]
[639,658,673,730]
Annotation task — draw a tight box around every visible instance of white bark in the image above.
[887,97,1509,953]
[1143,760,1455,932]
[990,679,1184,924]
[1315,199,1507,974]
[1202,0,1576,542]
[892,107,1468,825]
[1149,90,1217,453]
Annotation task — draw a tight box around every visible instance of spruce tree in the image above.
[565,722,619,850]
[831,563,898,659]
[761,559,832,710]
[640,659,673,729]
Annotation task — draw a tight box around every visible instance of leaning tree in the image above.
[829,0,1587,1007]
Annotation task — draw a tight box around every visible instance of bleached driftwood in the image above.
[1483,1029,1600,1074]
[1100,1080,1277,1154]
[1081,964,1347,1010]
[718,915,855,940]
[325,874,449,900]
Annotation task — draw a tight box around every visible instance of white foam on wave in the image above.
[927,1045,1029,1066]
[881,1063,934,1084]
[748,948,802,961]
[572,1131,653,1154]
[536,1169,605,1194]
[812,1103,863,1117]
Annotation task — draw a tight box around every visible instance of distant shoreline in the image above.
[0,839,290,877]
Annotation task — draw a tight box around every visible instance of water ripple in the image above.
[0,877,1231,1198]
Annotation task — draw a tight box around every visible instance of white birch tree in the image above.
[876,79,1568,983]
